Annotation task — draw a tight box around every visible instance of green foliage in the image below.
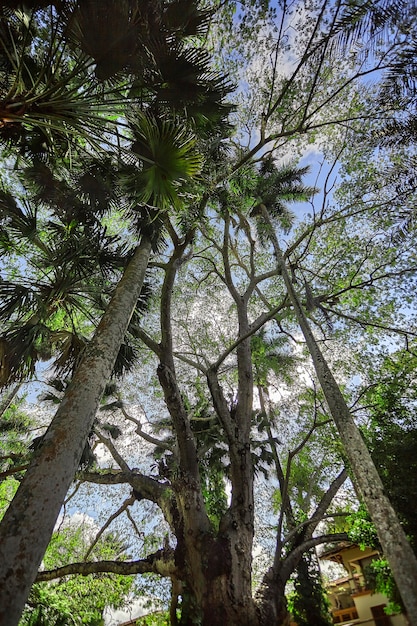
[363,558,403,615]
[130,112,203,210]
[2,0,417,621]
[0,396,33,479]
[0,476,19,516]
[0,0,232,390]
[288,553,332,626]
[347,505,379,551]
[346,344,417,616]
[361,346,417,549]
[346,506,404,614]
[200,465,228,530]
[251,330,297,388]
[253,158,317,231]
[20,522,133,626]
[136,611,170,625]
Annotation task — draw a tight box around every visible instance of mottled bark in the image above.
[152,225,259,625]
[255,567,291,626]
[262,207,417,624]
[0,238,152,625]
[36,548,177,581]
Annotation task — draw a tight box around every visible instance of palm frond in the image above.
[0,6,129,155]
[379,40,417,101]
[253,158,317,229]
[371,115,417,146]
[147,40,234,133]
[65,0,142,80]
[0,322,50,387]
[0,190,36,237]
[51,330,87,378]
[330,0,405,55]
[112,341,138,378]
[0,280,37,320]
[129,111,203,209]
[162,0,213,37]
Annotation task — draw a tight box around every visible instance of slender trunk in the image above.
[261,208,417,623]
[0,382,21,418]
[0,238,152,626]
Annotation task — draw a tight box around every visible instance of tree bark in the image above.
[261,208,417,623]
[0,237,152,626]
[0,383,21,418]
[154,223,260,625]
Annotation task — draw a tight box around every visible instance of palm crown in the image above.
[0,0,233,388]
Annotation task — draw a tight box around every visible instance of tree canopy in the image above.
[0,1,417,625]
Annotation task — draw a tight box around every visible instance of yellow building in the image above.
[320,542,407,626]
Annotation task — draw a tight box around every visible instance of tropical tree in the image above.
[20,522,133,626]
[0,1,232,621]
[0,391,34,485]
[255,172,417,621]
[1,1,417,625]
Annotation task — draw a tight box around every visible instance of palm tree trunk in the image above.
[0,237,152,626]
[0,383,22,418]
[261,207,417,624]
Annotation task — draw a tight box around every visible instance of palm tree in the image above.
[0,156,150,386]
[0,2,233,622]
[0,1,230,160]
[252,161,417,624]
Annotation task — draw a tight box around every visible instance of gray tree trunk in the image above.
[261,208,417,624]
[0,237,152,626]
[0,383,22,418]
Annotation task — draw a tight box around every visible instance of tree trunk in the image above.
[0,237,152,626]
[261,208,417,624]
[255,567,291,626]
[176,529,261,626]
[0,382,21,418]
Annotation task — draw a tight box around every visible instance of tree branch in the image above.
[36,549,177,582]
[84,494,136,560]
[118,404,175,453]
[281,532,349,581]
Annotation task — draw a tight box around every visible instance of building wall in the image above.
[354,592,391,620]
[320,544,409,626]
[352,592,407,626]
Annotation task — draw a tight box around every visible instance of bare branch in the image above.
[281,532,349,581]
[0,464,28,479]
[84,494,136,560]
[94,430,131,473]
[118,404,175,453]
[36,549,177,582]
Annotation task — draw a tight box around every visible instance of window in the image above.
[371,604,392,626]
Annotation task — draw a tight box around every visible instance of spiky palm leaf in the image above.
[0,1,232,389]
[252,158,318,234]
[153,43,233,130]
[330,0,405,55]
[65,0,143,81]
[0,281,39,320]
[0,322,52,385]
[0,190,39,243]
[50,331,87,378]
[161,0,213,35]
[130,111,203,209]
[0,4,131,155]
[0,0,230,157]
[0,152,160,386]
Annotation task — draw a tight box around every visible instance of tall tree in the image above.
[255,176,417,622]
[0,1,232,621]
[1,1,417,624]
